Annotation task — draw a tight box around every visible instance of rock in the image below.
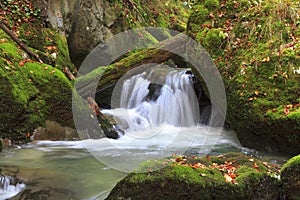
[106,153,281,200]
[1,138,12,148]
[186,0,300,155]
[32,120,78,141]
[32,127,48,140]
[281,154,300,199]
[0,29,74,142]
[34,0,192,67]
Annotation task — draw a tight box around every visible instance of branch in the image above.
[0,20,44,63]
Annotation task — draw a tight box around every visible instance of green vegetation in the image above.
[281,154,300,199]
[107,153,281,200]
[187,0,300,154]
[0,0,78,142]
[0,33,73,142]
[113,0,192,32]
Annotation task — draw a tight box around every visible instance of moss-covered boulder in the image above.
[36,0,192,67]
[106,153,281,200]
[187,0,300,154]
[281,154,300,199]
[0,30,73,143]
[0,1,78,142]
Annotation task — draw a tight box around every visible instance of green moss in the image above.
[0,42,22,60]
[204,0,220,10]
[202,28,227,53]
[187,0,300,154]
[107,153,281,200]
[282,154,300,171]
[56,34,77,72]
[281,154,300,198]
[188,5,209,24]
[0,31,73,142]
[114,0,191,32]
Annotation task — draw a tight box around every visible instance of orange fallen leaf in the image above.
[224,174,233,183]
[253,163,258,168]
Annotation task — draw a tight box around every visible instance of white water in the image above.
[81,68,241,172]
[0,67,290,199]
[115,68,200,130]
[0,175,25,200]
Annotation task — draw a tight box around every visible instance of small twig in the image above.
[62,67,76,80]
[0,20,44,63]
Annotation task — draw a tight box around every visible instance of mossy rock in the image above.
[0,31,73,143]
[281,154,300,199]
[106,153,280,200]
[187,0,300,154]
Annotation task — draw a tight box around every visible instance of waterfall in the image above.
[0,175,25,199]
[106,67,200,131]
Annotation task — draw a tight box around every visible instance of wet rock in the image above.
[32,120,78,141]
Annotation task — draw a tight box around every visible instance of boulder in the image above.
[34,0,192,67]
[106,153,281,200]
[32,120,78,141]
[0,29,74,143]
[186,0,300,154]
[281,154,300,199]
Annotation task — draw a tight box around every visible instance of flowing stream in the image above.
[0,67,288,199]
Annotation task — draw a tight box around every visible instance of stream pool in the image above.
[0,126,289,200]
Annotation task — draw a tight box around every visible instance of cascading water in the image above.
[0,175,25,199]
[106,67,200,131]
[94,66,242,172]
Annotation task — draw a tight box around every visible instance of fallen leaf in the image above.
[224,174,233,183]
[253,163,258,168]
